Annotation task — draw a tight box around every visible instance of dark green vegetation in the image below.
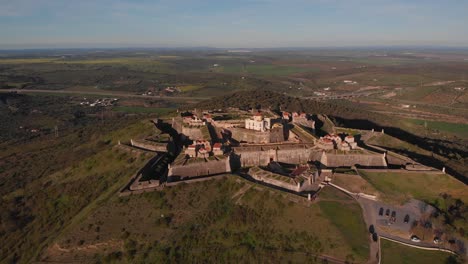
[41,180,369,263]
[381,239,461,264]
[0,93,162,263]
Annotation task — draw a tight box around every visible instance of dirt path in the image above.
[231,183,252,204]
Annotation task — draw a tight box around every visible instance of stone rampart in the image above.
[232,144,319,168]
[130,179,161,191]
[168,156,231,178]
[249,167,304,192]
[229,127,284,144]
[181,126,205,140]
[130,139,167,152]
[323,153,387,168]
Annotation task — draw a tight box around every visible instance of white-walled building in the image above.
[245,112,272,132]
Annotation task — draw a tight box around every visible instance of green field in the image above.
[221,64,313,76]
[113,106,174,114]
[405,118,468,138]
[319,201,369,260]
[358,170,467,205]
[381,239,457,264]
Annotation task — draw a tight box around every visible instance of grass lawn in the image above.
[381,239,457,264]
[358,170,467,205]
[318,188,370,262]
[333,173,379,196]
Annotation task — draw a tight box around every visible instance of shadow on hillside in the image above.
[330,117,467,184]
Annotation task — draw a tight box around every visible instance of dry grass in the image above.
[333,173,379,196]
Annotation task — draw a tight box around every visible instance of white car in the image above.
[411,235,421,242]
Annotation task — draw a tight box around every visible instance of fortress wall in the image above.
[250,169,300,192]
[130,139,167,152]
[230,128,270,143]
[168,157,231,178]
[386,154,410,166]
[269,127,285,143]
[181,126,204,140]
[276,148,310,164]
[235,150,272,167]
[129,179,160,191]
[324,154,386,168]
[172,118,183,133]
[310,151,324,162]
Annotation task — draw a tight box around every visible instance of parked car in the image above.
[404,214,410,223]
[411,235,421,242]
[379,208,384,216]
[385,209,390,216]
[433,237,441,244]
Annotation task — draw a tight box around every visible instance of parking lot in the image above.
[370,199,435,233]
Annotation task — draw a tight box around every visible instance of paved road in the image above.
[329,183,456,264]
[1,88,209,101]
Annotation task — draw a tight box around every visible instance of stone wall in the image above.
[232,144,386,169]
[168,156,231,178]
[322,153,387,168]
[181,126,205,140]
[130,179,160,191]
[249,167,306,192]
[172,117,183,133]
[130,139,167,152]
[229,127,285,144]
[232,144,318,168]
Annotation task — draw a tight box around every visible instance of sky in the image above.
[1,0,468,49]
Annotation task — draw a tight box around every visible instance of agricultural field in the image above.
[380,239,458,264]
[112,106,174,114]
[404,118,468,138]
[221,64,315,76]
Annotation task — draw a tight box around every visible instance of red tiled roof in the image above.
[291,166,308,176]
[254,112,263,116]
[346,135,354,138]
[213,143,222,148]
